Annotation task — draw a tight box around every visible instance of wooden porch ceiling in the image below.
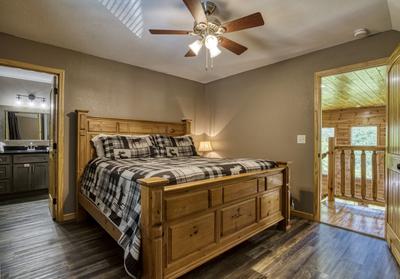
[321,66,387,110]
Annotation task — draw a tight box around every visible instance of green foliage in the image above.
[321,126,377,179]
[352,126,377,179]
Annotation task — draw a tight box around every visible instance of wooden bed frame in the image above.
[75,110,291,279]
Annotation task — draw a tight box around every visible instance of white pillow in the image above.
[91,134,107,157]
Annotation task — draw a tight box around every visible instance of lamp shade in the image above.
[198,141,213,152]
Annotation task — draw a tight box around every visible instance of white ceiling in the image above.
[0,66,54,84]
[0,0,397,83]
[0,76,52,107]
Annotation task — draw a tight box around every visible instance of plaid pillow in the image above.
[174,135,195,147]
[174,135,198,156]
[101,135,153,159]
[150,135,197,157]
[150,135,174,157]
[165,146,197,157]
[113,147,154,159]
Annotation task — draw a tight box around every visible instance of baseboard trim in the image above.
[63,212,76,222]
[291,209,314,221]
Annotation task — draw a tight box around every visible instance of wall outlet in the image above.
[297,135,306,144]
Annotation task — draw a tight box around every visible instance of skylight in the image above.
[98,0,144,38]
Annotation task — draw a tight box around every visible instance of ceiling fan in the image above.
[149,0,264,62]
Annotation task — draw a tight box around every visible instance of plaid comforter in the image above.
[80,156,277,278]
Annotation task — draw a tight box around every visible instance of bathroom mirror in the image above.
[4,111,50,140]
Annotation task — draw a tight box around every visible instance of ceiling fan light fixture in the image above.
[204,35,218,50]
[189,39,203,55]
[209,46,221,58]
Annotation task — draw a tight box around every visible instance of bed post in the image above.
[76,109,89,221]
[139,177,169,279]
[182,119,192,135]
[277,161,292,231]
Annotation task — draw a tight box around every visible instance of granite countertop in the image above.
[0,149,49,155]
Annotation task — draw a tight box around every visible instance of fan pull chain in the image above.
[205,47,209,71]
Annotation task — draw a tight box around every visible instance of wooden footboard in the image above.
[75,110,291,279]
[139,164,290,279]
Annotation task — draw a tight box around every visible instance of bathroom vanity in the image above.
[0,150,49,195]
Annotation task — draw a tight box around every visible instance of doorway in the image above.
[0,59,64,221]
[314,58,387,238]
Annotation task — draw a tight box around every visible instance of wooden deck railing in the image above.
[325,137,385,206]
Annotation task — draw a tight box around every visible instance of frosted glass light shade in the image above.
[198,141,213,152]
[209,46,221,58]
[205,35,218,50]
[189,40,203,55]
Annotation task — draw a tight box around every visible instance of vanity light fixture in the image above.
[15,95,22,106]
[41,98,47,108]
[16,94,47,108]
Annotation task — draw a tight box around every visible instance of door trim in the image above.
[0,58,65,222]
[313,57,388,222]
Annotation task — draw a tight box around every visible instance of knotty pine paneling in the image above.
[321,106,386,202]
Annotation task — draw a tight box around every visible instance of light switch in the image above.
[297,135,306,144]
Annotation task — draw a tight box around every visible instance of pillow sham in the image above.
[113,147,154,159]
[151,135,197,157]
[165,146,197,157]
[91,134,107,157]
[102,135,153,159]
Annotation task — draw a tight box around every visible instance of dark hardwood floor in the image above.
[0,197,399,279]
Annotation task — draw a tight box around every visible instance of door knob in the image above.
[397,163,400,170]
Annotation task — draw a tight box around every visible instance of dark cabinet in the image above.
[0,153,49,195]
[0,155,12,194]
[0,180,10,194]
[13,164,31,192]
[31,163,49,190]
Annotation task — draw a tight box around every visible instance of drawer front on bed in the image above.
[266,173,283,190]
[168,213,216,262]
[166,190,209,220]
[223,179,258,203]
[260,189,282,220]
[221,198,257,237]
[258,177,266,192]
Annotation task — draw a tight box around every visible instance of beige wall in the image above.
[0,32,206,214]
[1,30,399,215]
[204,31,400,213]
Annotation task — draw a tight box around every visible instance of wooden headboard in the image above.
[75,110,192,186]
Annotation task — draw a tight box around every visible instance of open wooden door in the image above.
[48,75,59,220]
[386,45,400,264]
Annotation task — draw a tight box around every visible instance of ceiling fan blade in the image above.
[182,0,207,23]
[223,12,264,33]
[184,49,197,57]
[220,37,248,55]
[149,29,191,35]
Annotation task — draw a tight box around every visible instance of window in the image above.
[321,127,335,175]
[351,126,378,178]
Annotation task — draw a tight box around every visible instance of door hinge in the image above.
[53,197,57,205]
[53,142,57,150]
[53,88,58,95]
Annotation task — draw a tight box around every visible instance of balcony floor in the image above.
[320,198,385,238]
